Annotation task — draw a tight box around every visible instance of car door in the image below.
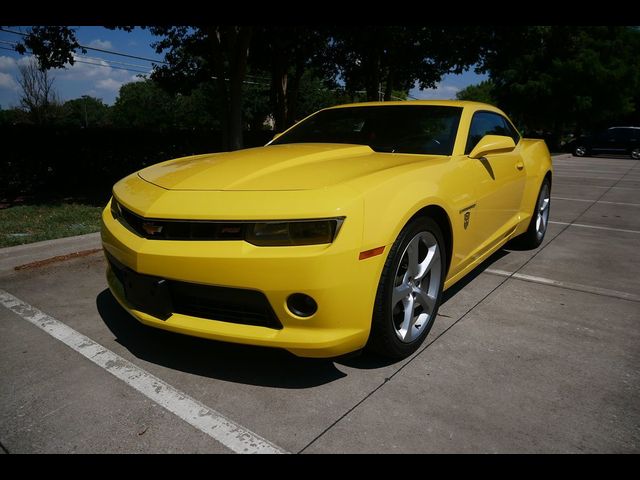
[463,111,527,256]
[593,128,625,154]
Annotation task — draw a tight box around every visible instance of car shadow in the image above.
[96,246,517,385]
[96,289,347,388]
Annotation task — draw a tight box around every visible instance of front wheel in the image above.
[367,217,446,359]
[631,148,640,160]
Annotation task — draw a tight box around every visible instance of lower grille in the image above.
[107,253,282,329]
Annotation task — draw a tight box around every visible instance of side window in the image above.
[502,116,521,145]
[465,112,512,155]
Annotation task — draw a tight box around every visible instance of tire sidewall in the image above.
[369,216,446,358]
[522,178,551,249]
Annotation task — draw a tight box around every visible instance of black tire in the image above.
[631,148,640,160]
[510,178,551,250]
[367,217,446,359]
[573,145,588,157]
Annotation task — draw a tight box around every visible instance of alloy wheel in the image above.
[391,231,442,343]
[536,183,551,240]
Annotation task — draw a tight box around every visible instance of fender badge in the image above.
[464,211,471,230]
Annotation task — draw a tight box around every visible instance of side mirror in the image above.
[468,135,516,159]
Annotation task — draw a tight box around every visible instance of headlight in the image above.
[245,218,345,246]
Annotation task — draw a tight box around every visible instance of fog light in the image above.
[287,293,318,317]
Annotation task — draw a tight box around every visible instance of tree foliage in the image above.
[250,27,331,131]
[150,26,252,150]
[479,26,640,134]
[329,26,486,102]
[14,26,84,69]
[456,80,495,104]
[61,96,111,128]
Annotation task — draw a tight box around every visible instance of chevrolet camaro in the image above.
[101,100,552,359]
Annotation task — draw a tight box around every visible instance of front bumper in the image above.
[101,198,388,358]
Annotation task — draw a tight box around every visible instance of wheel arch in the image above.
[408,204,453,277]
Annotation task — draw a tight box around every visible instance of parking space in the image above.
[1,154,639,453]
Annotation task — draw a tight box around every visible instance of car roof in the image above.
[608,126,640,129]
[324,99,502,113]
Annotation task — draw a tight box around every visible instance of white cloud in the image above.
[88,39,113,50]
[0,56,17,71]
[411,82,460,100]
[0,72,18,90]
[17,55,36,67]
[96,78,124,91]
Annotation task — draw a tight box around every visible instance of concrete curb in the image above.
[0,232,102,275]
[552,153,573,160]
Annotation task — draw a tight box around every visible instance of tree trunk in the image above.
[285,61,304,127]
[208,26,252,151]
[208,27,231,150]
[228,26,252,151]
[270,50,288,133]
[364,52,381,101]
[383,70,394,101]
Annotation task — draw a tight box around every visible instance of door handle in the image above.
[516,162,524,170]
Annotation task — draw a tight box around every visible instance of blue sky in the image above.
[0,26,487,109]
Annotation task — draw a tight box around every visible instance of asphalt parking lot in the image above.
[1,153,639,454]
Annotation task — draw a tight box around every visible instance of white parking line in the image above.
[484,269,640,303]
[0,289,287,455]
[553,183,637,190]
[549,221,640,234]
[552,196,640,207]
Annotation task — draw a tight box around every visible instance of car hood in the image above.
[137,143,429,191]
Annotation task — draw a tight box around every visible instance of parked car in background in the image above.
[572,126,640,159]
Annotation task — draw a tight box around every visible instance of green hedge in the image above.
[1,126,274,202]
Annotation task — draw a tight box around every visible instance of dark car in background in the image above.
[572,127,640,159]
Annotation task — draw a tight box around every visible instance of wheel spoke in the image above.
[536,215,541,232]
[415,246,439,281]
[540,197,550,212]
[392,283,411,306]
[414,290,436,315]
[399,295,415,341]
[406,240,419,277]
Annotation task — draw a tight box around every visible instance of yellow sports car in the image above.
[101,100,552,359]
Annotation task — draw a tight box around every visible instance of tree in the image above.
[61,96,111,128]
[479,26,640,136]
[456,80,495,104]
[329,26,486,102]
[16,58,61,124]
[150,26,252,150]
[13,26,84,69]
[111,80,176,129]
[250,27,331,132]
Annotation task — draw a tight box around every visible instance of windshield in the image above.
[271,105,463,155]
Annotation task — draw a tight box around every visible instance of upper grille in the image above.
[114,200,245,241]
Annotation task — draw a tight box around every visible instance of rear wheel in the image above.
[367,217,445,359]
[632,148,640,160]
[574,145,588,157]
[511,178,551,249]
